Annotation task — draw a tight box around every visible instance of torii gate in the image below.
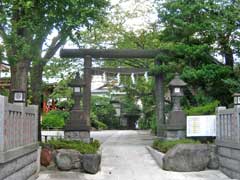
[60,48,168,137]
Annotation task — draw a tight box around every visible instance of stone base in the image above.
[64,131,90,143]
[164,130,186,140]
[0,150,38,180]
[217,141,240,179]
[167,111,186,127]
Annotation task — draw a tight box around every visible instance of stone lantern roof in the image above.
[69,72,85,87]
[169,73,187,87]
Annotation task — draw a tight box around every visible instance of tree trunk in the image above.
[10,60,30,102]
[224,46,234,68]
[30,59,44,141]
[29,33,66,142]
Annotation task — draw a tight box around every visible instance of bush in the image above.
[152,139,200,153]
[91,111,108,130]
[185,100,219,116]
[92,119,108,130]
[138,118,149,130]
[91,96,119,129]
[42,110,69,130]
[150,116,157,135]
[46,139,100,154]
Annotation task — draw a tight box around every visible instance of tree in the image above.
[156,0,240,68]
[0,0,109,140]
[0,0,109,101]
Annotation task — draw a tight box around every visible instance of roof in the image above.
[0,64,10,72]
[169,73,187,87]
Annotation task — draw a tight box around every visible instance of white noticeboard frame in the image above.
[187,115,216,137]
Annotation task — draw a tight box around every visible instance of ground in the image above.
[37,130,230,180]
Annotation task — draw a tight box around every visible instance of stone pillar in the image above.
[233,104,240,143]
[155,60,165,137]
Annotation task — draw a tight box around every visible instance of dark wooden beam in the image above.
[60,49,167,59]
[155,59,165,137]
[91,67,148,75]
[83,56,92,127]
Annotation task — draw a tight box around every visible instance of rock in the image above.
[163,144,210,172]
[55,149,82,171]
[207,144,219,169]
[40,148,52,167]
[56,153,72,170]
[82,154,101,174]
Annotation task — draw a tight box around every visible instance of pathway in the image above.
[37,130,230,180]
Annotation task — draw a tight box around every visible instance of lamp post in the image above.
[165,73,187,139]
[64,72,91,143]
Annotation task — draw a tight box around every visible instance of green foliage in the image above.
[150,115,157,135]
[138,118,149,130]
[0,88,9,96]
[121,96,140,115]
[92,119,108,130]
[182,64,234,105]
[185,100,219,116]
[91,96,118,129]
[48,78,74,110]
[41,110,69,130]
[156,0,240,67]
[152,139,200,153]
[46,139,100,154]
[0,0,109,107]
[91,112,108,130]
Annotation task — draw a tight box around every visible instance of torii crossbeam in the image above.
[60,48,170,59]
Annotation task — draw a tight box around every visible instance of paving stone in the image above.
[37,130,230,180]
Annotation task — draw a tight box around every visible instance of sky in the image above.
[110,0,158,31]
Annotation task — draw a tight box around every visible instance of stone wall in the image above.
[0,95,39,180]
[0,150,38,180]
[216,106,240,179]
[217,142,240,179]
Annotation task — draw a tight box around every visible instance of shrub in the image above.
[91,96,119,129]
[42,110,69,130]
[150,116,157,135]
[91,112,108,130]
[185,100,219,116]
[152,139,200,153]
[92,119,108,130]
[46,139,100,154]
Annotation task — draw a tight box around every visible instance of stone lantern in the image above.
[233,93,240,106]
[165,73,187,139]
[64,72,90,143]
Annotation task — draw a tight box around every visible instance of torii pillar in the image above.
[83,55,92,128]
